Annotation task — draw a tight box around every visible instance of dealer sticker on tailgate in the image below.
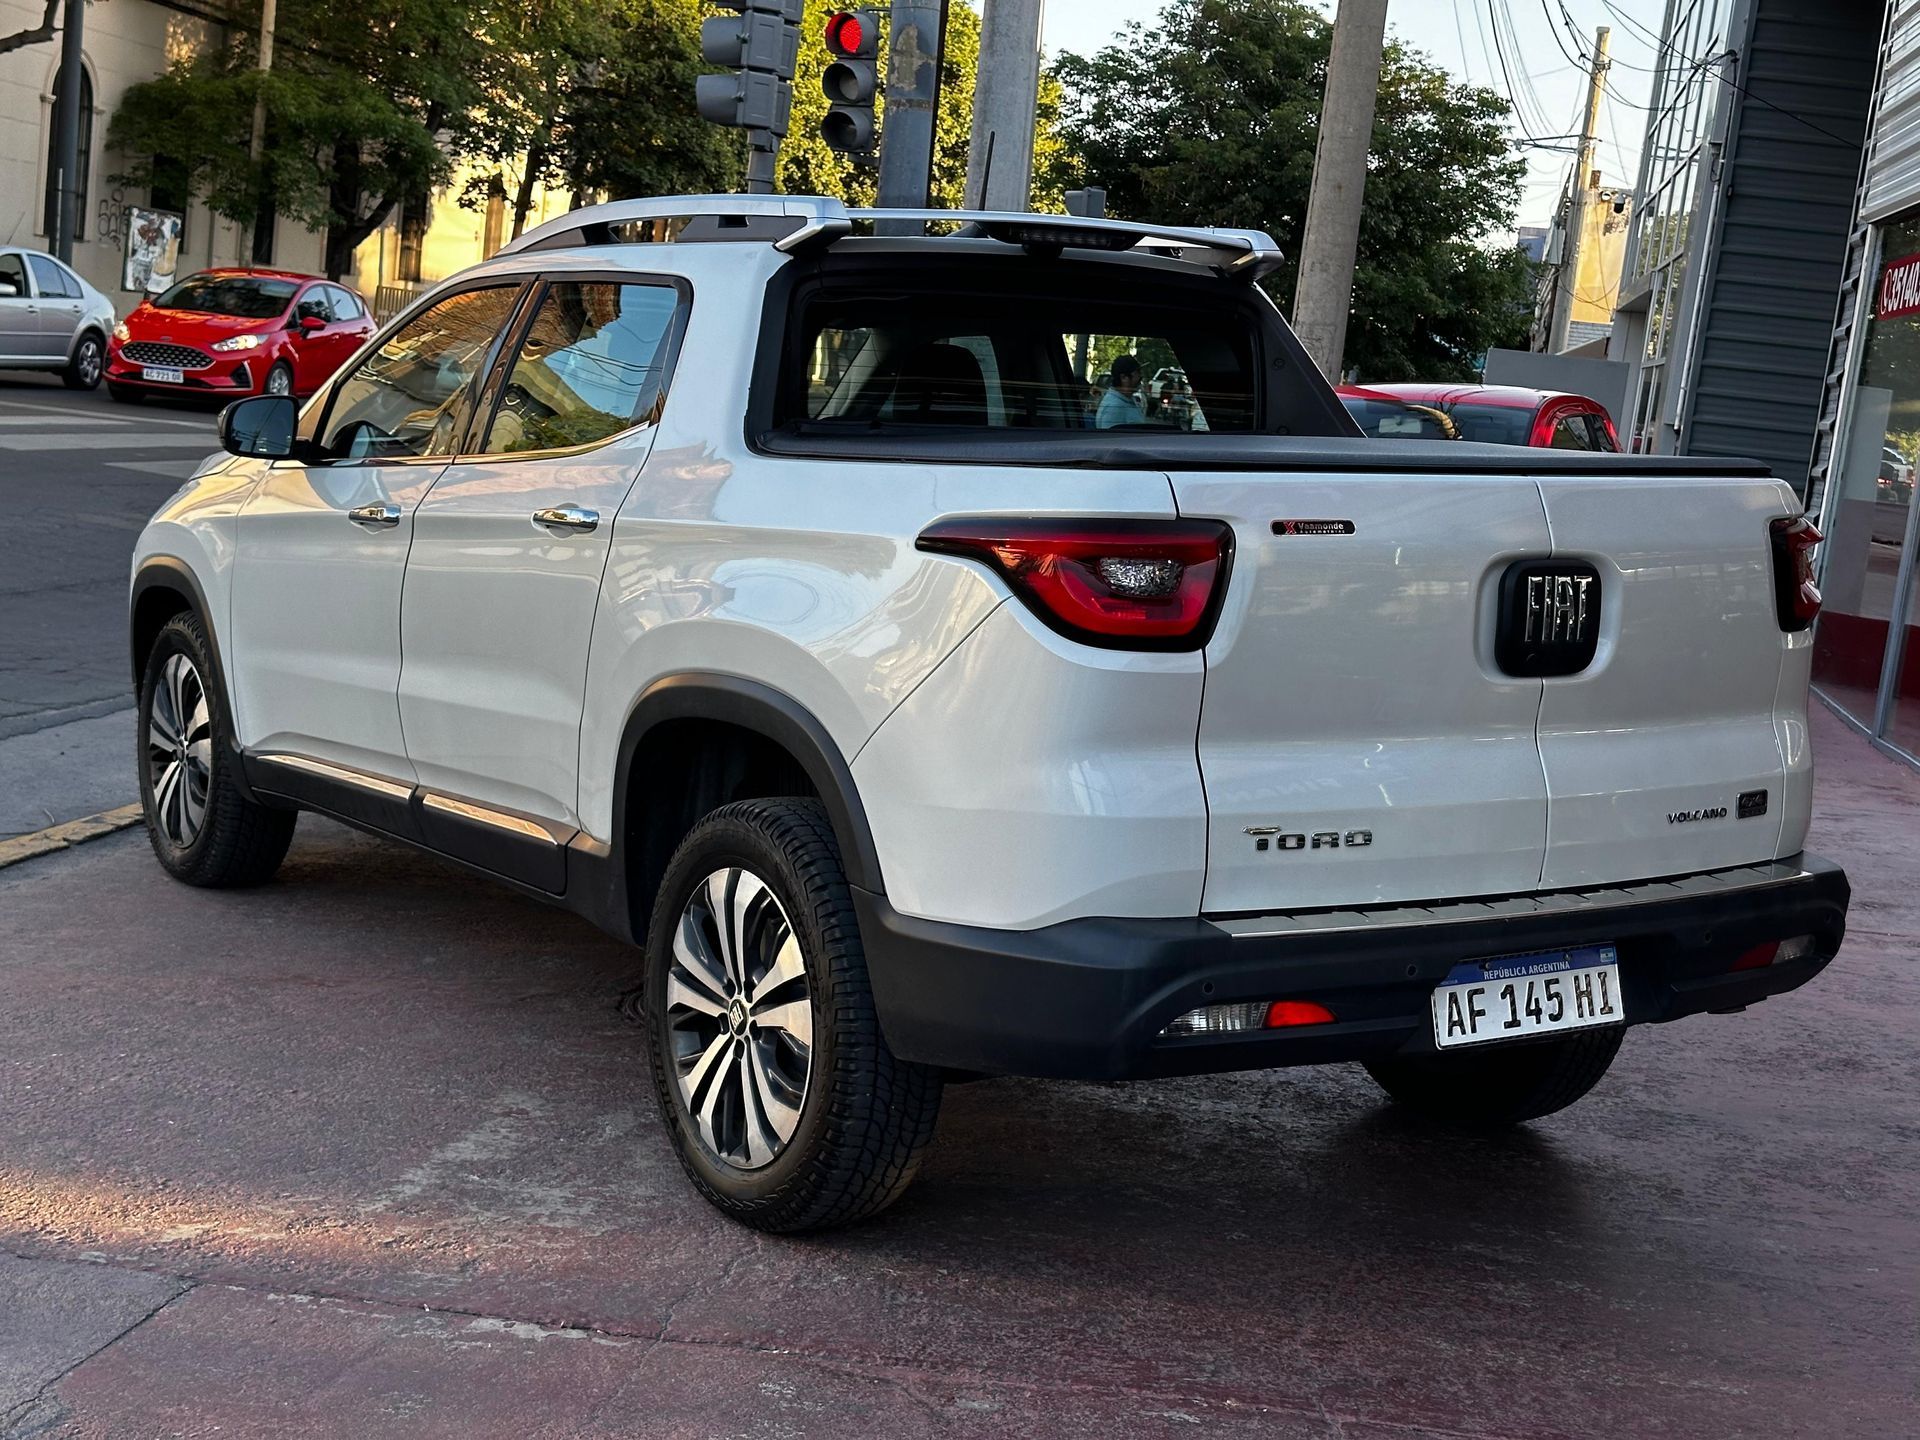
[1430,944,1621,1050]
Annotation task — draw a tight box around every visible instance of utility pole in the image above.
[249,0,278,263]
[1548,25,1610,353]
[1291,0,1388,381]
[876,0,942,216]
[50,0,84,263]
[965,0,1044,211]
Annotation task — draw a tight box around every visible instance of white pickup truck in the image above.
[130,196,1849,1232]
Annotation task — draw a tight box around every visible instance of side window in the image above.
[295,288,334,324]
[26,254,70,299]
[0,254,30,297]
[1549,412,1594,450]
[1584,413,1618,452]
[327,286,365,321]
[318,285,523,461]
[478,280,682,455]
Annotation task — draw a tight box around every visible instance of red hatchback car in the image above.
[106,268,377,404]
[1338,383,1621,451]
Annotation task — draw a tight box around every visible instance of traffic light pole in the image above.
[746,142,778,195]
[1291,0,1389,381]
[876,0,942,216]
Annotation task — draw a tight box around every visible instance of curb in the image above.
[0,804,144,870]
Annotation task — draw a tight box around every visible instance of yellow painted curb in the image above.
[0,803,144,870]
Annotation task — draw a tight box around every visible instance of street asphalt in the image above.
[0,376,222,837]
[0,704,1915,1438]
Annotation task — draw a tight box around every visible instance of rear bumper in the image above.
[856,855,1850,1080]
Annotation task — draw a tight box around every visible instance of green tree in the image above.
[1048,0,1535,379]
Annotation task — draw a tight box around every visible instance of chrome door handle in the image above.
[348,502,402,528]
[533,504,599,533]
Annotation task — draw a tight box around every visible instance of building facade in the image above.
[0,0,562,317]
[1809,1,1920,767]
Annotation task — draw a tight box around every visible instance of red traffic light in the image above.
[825,10,877,58]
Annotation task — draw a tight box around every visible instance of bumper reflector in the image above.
[1162,999,1338,1037]
[1731,934,1816,972]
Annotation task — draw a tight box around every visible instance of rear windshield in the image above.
[1343,397,1457,440]
[1444,402,1535,446]
[152,275,298,318]
[784,288,1263,433]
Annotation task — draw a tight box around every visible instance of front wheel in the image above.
[64,332,104,390]
[107,382,145,404]
[643,798,943,1233]
[1363,1027,1625,1128]
[138,612,297,887]
[263,361,294,397]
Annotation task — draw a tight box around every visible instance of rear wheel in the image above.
[1363,1028,1625,1128]
[64,332,104,390]
[644,798,943,1232]
[138,612,296,887]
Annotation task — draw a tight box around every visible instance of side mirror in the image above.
[298,314,326,333]
[0,280,17,298]
[218,394,298,458]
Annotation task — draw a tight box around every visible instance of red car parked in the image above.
[106,268,377,404]
[1338,383,1621,451]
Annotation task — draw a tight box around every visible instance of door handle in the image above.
[533,504,599,533]
[348,502,402,528]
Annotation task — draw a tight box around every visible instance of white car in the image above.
[129,196,1850,1232]
[0,247,115,389]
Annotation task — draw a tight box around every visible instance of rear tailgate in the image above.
[1176,470,1553,913]
[1533,472,1810,886]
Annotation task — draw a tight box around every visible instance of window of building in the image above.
[480,281,684,454]
[1814,218,1920,760]
[41,64,93,241]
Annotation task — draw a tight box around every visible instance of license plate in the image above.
[1430,944,1622,1050]
[141,366,184,384]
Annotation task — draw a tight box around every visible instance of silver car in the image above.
[0,247,117,390]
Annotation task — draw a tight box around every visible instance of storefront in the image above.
[1812,2,1920,769]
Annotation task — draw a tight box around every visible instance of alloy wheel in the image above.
[76,338,102,386]
[265,366,292,396]
[147,652,213,849]
[666,867,814,1171]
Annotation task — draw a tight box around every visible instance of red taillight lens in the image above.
[1731,942,1780,972]
[1768,516,1821,632]
[1264,1000,1336,1028]
[916,517,1233,650]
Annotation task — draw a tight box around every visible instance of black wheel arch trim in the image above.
[594,673,886,942]
[130,557,261,804]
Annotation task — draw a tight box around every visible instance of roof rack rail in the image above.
[499,194,1283,281]
[500,195,851,256]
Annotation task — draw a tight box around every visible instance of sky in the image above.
[1038,0,1671,235]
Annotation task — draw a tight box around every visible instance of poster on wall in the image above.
[122,207,183,295]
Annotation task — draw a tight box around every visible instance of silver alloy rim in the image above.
[77,339,101,385]
[666,868,814,1170]
[147,652,212,849]
[266,366,291,395]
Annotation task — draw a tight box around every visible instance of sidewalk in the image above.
[0,703,1914,1438]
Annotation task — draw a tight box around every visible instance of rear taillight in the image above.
[1768,516,1822,632]
[916,517,1233,650]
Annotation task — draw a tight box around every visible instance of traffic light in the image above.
[822,10,880,152]
[696,0,803,137]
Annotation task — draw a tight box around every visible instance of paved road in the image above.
[0,378,220,835]
[1,704,1915,1438]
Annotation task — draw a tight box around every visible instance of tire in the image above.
[1363,1027,1625,1129]
[137,611,297,887]
[107,382,144,404]
[64,331,104,390]
[263,361,294,397]
[643,798,943,1233]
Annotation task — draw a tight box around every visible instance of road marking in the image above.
[109,459,204,480]
[0,432,218,450]
[0,803,143,870]
[0,414,135,426]
[0,399,213,428]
